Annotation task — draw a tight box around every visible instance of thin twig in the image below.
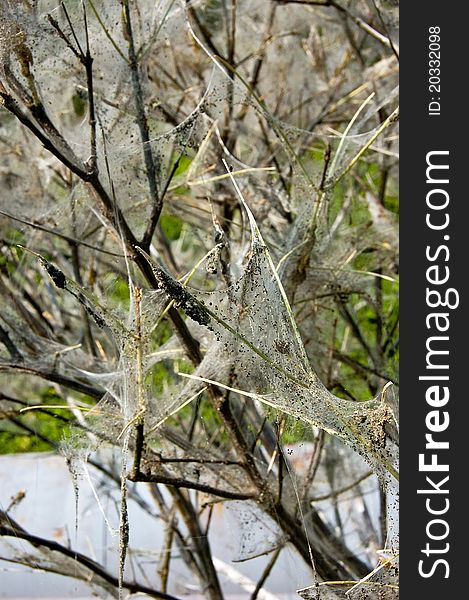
[0,324,23,362]
[130,468,255,501]
[0,360,103,399]
[0,514,182,600]
[0,209,124,257]
[82,1,98,173]
[120,0,161,249]
[249,547,281,600]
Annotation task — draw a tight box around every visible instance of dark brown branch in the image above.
[148,485,204,584]
[157,456,242,466]
[82,2,98,173]
[130,468,255,501]
[335,297,382,372]
[0,513,182,600]
[0,360,103,399]
[185,0,225,60]
[0,394,70,423]
[120,0,161,250]
[47,13,82,60]
[273,1,395,51]
[370,0,400,61]
[0,324,23,362]
[0,209,123,257]
[249,547,281,600]
[170,489,224,600]
[332,349,397,385]
[1,90,203,367]
[0,91,89,180]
